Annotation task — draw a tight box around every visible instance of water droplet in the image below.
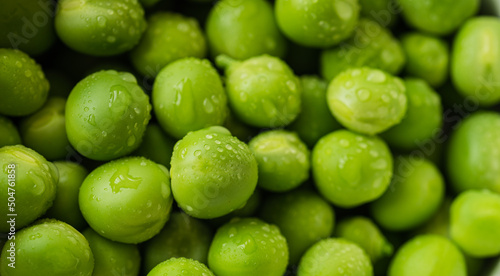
[340,139,350,148]
[97,16,107,27]
[127,135,136,146]
[107,36,116,43]
[286,80,297,92]
[203,98,214,113]
[88,114,96,126]
[366,71,386,83]
[109,166,142,193]
[24,70,32,77]
[357,89,371,101]
[372,159,388,170]
[229,227,238,238]
[194,150,201,157]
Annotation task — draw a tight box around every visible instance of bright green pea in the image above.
[451,17,500,106]
[153,58,227,139]
[218,55,301,128]
[380,78,442,150]
[288,76,343,148]
[170,126,258,219]
[206,0,286,60]
[148,258,214,276]
[249,130,310,192]
[320,18,405,81]
[0,219,94,276]
[327,67,407,135]
[0,145,58,232]
[132,124,176,169]
[55,0,146,56]
[312,130,393,208]
[259,189,335,264]
[130,12,206,78]
[0,116,21,147]
[389,235,467,276]
[208,218,288,276]
[66,70,151,161]
[275,0,360,48]
[359,0,398,27]
[298,238,373,276]
[79,157,173,244]
[0,48,49,117]
[82,228,140,276]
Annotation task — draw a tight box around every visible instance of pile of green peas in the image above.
[2,0,500,275]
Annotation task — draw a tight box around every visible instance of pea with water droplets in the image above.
[148,257,214,276]
[0,115,21,148]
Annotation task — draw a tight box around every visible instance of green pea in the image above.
[447,112,500,193]
[206,0,286,60]
[0,145,58,232]
[327,67,407,135]
[398,0,479,35]
[288,76,343,148]
[320,18,405,81]
[153,58,227,139]
[79,157,173,244]
[170,126,258,219]
[0,219,94,276]
[359,0,398,27]
[380,78,442,150]
[259,189,335,264]
[298,238,373,276]
[55,0,146,56]
[130,12,206,78]
[312,130,393,208]
[218,55,301,128]
[208,218,288,276]
[249,130,310,192]
[275,0,360,48]
[82,228,140,276]
[0,48,49,117]
[148,258,214,276]
[451,17,500,106]
[132,124,176,169]
[389,235,467,276]
[0,116,21,147]
[66,70,151,161]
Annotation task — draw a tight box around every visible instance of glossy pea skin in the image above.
[0,115,21,147]
[208,218,288,276]
[170,126,258,219]
[389,235,467,276]
[327,67,407,135]
[248,130,310,192]
[79,157,173,244]
[219,55,301,128]
[447,112,500,193]
[0,48,49,116]
[0,219,94,276]
[312,130,393,208]
[144,212,213,273]
[82,228,140,276]
[450,190,500,257]
[66,70,151,161]
[132,124,176,169]
[320,18,405,81]
[130,12,206,78]
[206,0,286,60]
[275,0,360,48]
[259,189,335,264]
[0,145,58,232]
[55,0,146,56]
[380,78,442,150]
[148,258,214,276]
[451,17,500,106]
[153,58,227,139]
[298,238,373,276]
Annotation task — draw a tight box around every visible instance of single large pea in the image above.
[259,189,335,264]
[0,48,49,116]
[249,130,310,192]
[450,190,500,257]
[206,0,286,60]
[327,67,407,135]
[208,218,288,276]
[451,17,500,106]
[0,145,58,232]
[170,126,258,219]
[389,235,467,276]
[148,258,214,276]
[132,124,176,169]
[55,0,146,56]
[298,238,373,276]
[275,0,360,48]
[380,78,442,150]
[0,116,21,147]
[79,157,173,244]
[312,130,393,208]
[218,55,301,128]
[82,228,140,276]
[447,112,500,193]
[66,70,151,161]
[153,58,227,139]
[0,219,94,276]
